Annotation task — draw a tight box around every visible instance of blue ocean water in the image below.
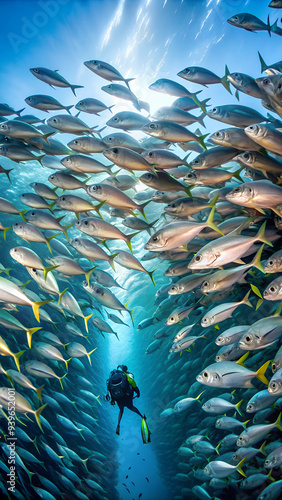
[0,1,282,499]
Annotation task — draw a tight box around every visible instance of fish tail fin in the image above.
[260,440,267,456]
[40,460,47,471]
[191,93,205,112]
[70,84,84,96]
[221,65,232,93]
[19,209,27,221]
[65,358,72,372]
[109,253,118,271]
[197,133,209,150]
[84,313,93,333]
[26,327,42,348]
[233,166,244,182]
[125,78,135,88]
[275,412,282,432]
[258,51,268,73]
[34,403,48,432]
[13,350,25,371]
[139,200,151,222]
[66,105,73,114]
[243,420,250,430]
[267,14,272,36]
[32,436,40,453]
[184,185,193,198]
[126,231,139,254]
[58,287,68,306]
[215,442,221,455]
[44,264,60,281]
[268,469,275,482]
[85,266,97,286]
[236,351,249,366]
[1,267,12,276]
[43,131,54,144]
[199,97,210,114]
[20,279,31,289]
[45,233,59,253]
[149,218,159,228]
[256,221,272,246]
[16,107,25,116]
[62,223,73,241]
[32,300,53,322]
[206,195,224,235]
[250,244,265,273]
[242,290,252,307]
[87,348,97,365]
[236,458,246,477]
[37,154,45,167]
[79,428,85,440]
[59,373,67,390]
[108,104,115,113]
[82,457,89,471]
[256,360,271,385]
[35,385,44,403]
[124,299,135,326]
[3,226,11,240]
[148,269,156,286]
[196,390,206,402]
[197,112,206,128]
[48,200,56,213]
[235,399,244,417]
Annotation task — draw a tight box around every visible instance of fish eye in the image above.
[270,381,277,390]
[148,152,153,157]
[184,68,190,74]
[22,194,25,197]
[112,148,119,154]
[32,268,37,272]
[84,220,88,225]
[13,248,17,252]
[152,235,159,242]
[234,16,238,20]
[31,212,35,215]
[169,317,174,322]
[272,362,277,372]
[113,117,118,121]
[248,187,252,192]
[215,131,221,137]
[212,107,217,112]
[61,196,65,201]
[74,140,78,144]
[269,286,277,293]
[247,404,254,411]
[203,281,209,287]
[93,61,97,64]
[50,175,54,180]
[202,371,208,379]
[79,102,83,106]
[149,124,156,129]
[195,255,202,262]
[34,69,38,72]
[0,124,5,128]
[218,336,223,342]
[108,137,112,141]
[263,78,270,85]
[171,204,176,208]
[278,84,282,90]
[245,335,252,343]
[193,159,199,164]
[234,187,241,193]
[91,185,98,191]
[202,317,208,323]
[53,118,57,123]
[187,173,193,178]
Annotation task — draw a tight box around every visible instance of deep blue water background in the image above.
[0,1,282,499]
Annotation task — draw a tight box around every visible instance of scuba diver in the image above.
[106,365,149,437]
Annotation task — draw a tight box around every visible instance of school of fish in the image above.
[0,2,282,499]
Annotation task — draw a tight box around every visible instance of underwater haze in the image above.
[0,0,282,499]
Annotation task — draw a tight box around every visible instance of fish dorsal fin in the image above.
[236,352,249,366]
